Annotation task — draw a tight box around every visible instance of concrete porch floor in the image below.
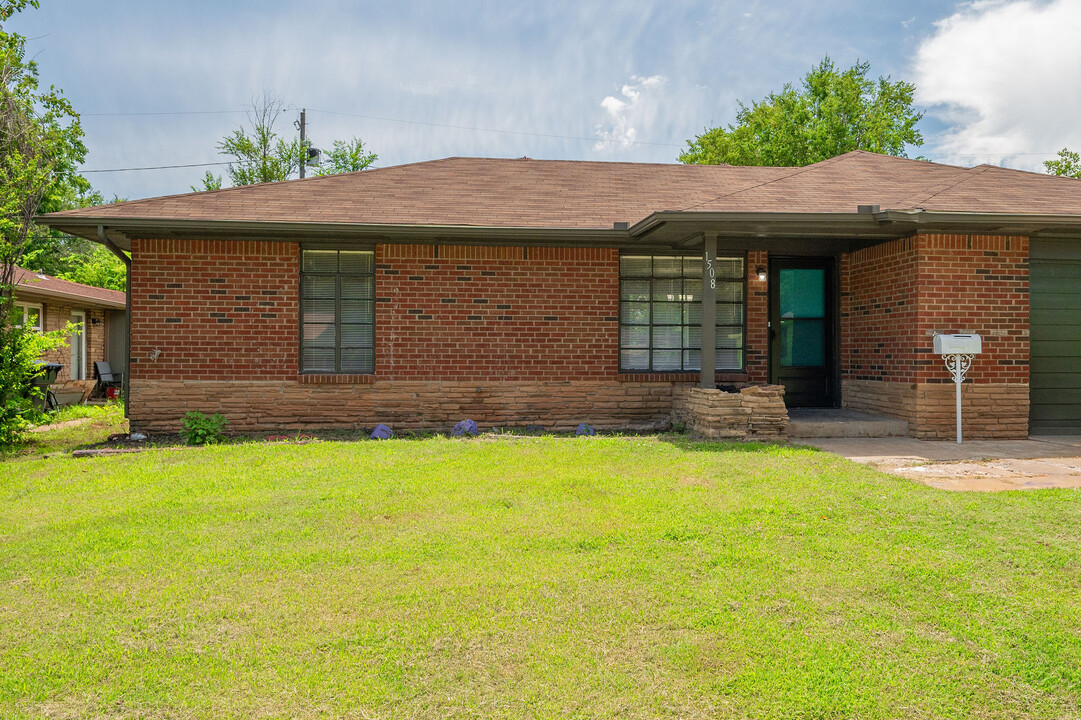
[798,435,1081,491]
[786,408,908,438]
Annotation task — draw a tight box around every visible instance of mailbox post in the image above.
[933,334,982,444]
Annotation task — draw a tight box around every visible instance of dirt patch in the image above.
[877,457,1081,491]
[29,417,93,433]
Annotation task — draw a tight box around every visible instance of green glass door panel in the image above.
[779,268,825,319]
[778,269,826,368]
[780,319,825,367]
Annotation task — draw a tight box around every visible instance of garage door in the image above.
[1030,240,1081,434]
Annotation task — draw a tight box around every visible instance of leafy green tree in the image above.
[191,170,223,192]
[1,0,87,446]
[680,57,924,167]
[217,94,302,185]
[212,94,376,186]
[312,138,378,175]
[1044,148,1081,179]
[56,244,127,291]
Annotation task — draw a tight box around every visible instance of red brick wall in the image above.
[127,239,763,420]
[913,233,1028,384]
[841,234,1028,385]
[376,244,619,381]
[842,237,921,383]
[841,233,1030,437]
[745,250,769,383]
[129,239,299,381]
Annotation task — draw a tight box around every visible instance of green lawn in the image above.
[1,431,1079,718]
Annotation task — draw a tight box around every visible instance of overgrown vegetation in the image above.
[0,308,68,447]
[1,436,1079,718]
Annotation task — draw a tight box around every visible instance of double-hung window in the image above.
[300,249,374,373]
[619,254,745,372]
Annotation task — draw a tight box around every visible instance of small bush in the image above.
[181,411,229,445]
[0,305,72,450]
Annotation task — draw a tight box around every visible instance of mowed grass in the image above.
[1,435,1079,719]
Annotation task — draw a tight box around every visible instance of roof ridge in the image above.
[896,164,993,209]
[678,154,848,211]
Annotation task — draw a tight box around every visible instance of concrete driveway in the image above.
[799,435,1081,491]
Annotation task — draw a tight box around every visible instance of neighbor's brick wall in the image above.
[129,239,299,381]
[23,299,107,384]
[841,233,1029,438]
[375,244,619,381]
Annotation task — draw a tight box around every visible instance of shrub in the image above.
[0,305,70,449]
[181,411,229,445]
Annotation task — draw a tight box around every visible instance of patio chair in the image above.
[92,361,124,399]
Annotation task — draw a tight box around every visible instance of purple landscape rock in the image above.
[452,419,479,437]
[370,424,394,440]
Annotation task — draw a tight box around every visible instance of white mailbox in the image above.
[934,333,983,444]
[933,333,982,355]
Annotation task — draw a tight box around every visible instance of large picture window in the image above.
[619,254,745,372]
[300,249,374,373]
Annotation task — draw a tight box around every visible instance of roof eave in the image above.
[35,216,636,251]
[15,284,126,310]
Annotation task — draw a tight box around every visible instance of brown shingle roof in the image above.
[14,266,126,309]
[44,150,1081,231]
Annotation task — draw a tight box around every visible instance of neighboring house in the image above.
[37,150,1081,437]
[13,267,127,404]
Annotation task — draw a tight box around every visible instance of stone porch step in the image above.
[787,408,909,438]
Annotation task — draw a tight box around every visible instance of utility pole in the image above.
[298,108,307,179]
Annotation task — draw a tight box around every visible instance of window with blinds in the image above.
[300,249,375,373]
[619,254,745,372]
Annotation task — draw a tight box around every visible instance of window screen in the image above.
[300,249,374,373]
[619,255,744,372]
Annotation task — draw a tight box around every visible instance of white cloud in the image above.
[913,0,1081,170]
[593,75,668,151]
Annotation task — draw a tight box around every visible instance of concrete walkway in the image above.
[799,435,1081,491]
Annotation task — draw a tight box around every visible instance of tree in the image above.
[312,138,377,175]
[1,0,86,445]
[1045,148,1081,179]
[217,94,301,185]
[211,95,376,186]
[679,57,924,167]
[191,170,222,192]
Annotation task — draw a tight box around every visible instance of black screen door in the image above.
[769,258,835,407]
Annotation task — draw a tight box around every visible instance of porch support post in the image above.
[700,232,717,389]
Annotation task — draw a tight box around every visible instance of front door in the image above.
[769,258,835,407]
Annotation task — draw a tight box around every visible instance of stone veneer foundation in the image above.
[130,379,684,434]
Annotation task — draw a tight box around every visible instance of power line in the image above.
[80,109,243,117]
[81,160,230,172]
[307,108,685,149]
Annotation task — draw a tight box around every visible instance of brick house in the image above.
[38,150,1081,437]
[13,266,127,404]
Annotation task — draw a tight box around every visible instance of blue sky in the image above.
[10,0,1081,200]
